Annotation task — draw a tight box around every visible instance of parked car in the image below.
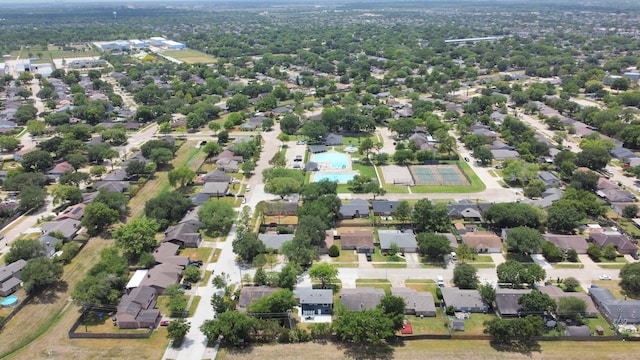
[225,192,235,197]
[495,165,503,169]
[296,140,306,145]
[464,157,470,162]
[236,194,245,198]
[366,253,372,262]
[246,185,251,192]
[160,320,171,326]
[598,275,612,280]
[188,260,203,267]
[181,282,192,290]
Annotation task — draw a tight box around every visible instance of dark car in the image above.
[464,157,470,162]
[189,260,203,267]
[366,253,372,262]
[225,192,235,197]
[180,282,192,290]
[236,194,245,198]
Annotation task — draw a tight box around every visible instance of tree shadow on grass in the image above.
[33,280,68,304]
[336,342,395,360]
[489,340,542,355]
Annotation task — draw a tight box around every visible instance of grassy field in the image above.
[162,49,217,64]
[0,237,169,360]
[405,280,441,299]
[329,242,359,263]
[217,338,640,360]
[128,142,205,219]
[179,247,213,262]
[355,279,392,292]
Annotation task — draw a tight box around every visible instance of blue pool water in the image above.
[314,173,357,183]
[1,295,18,307]
[312,152,350,169]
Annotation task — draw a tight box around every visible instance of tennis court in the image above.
[410,165,469,186]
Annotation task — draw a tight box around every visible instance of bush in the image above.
[57,242,80,264]
[567,249,579,262]
[276,225,295,234]
[138,252,156,269]
[328,244,340,257]
[183,266,202,283]
[587,244,602,262]
[435,287,443,300]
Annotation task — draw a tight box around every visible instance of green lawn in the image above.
[598,264,626,269]
[329,242,359,263]
[352,162,377,180]
[371,247,406,263]
[188,296,201,317]
[467,255,493,263]
[552,263,584,269]
[179,247,213,262]
[372,263,407,268]
[355,280,391,292]
[405,281,442,299]
[401,311,450,335]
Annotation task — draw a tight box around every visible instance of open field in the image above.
[217,339,640,360]
[162,49,217,64]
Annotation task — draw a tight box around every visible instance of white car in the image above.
[598,275,612,280]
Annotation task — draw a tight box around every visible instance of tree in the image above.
[412,199,450,233]
[59,171,91,186]
[233,231,265,263]
[198,200,236,235]
[141,140,175,158]
[280,114,301,135]
[569,170,599,192]
[523,179,546,198]
[378,294,406,331]
[0,135,20,152]
[21,150,53,172]
[623,204,639,219]
[497,261,546,288]
[473,146,493,166]
[484,202,544,229]
[21,257,63,294]
[518,291,556,314]
[479,284,496,307]
[81,202,119,236]
[94,188,128,216]
[149,147,174,166]
[453,263,478,289]
[576,146,611,170]
[168,167,196,188]
[393,149,415,165]
[620,262,640,297]
[5,238,46,264]
[3,171,48,191]
[65,153,89,171]
[484,315,544,345]
[265,177,301,199]
[125,160,147,177]
[557,297,587,320]
[144,191,193,230]
[300,121,328,144]
[167,318,191,345]
[417,233,452,260]
[113,218,159,259]
[249,289,296,313]
[253,267,267,285]
[567,249,579,262]
[541,241,562,263]
[241,160,256,175]
[183,266,202,283]
[328,244,340,257]
[200,311,256,346]
[217,130,229,144]
[226,93,250,111]
[506,226,544,256]
[394,200,412,224]
[563,277,580,292]
[602,243,618,261]
[546,203,583,234]
[18,185,47,212]
[201,141,223,159]
[308,262,338,289]
[278,262,301,290]
[51,184,83,206]
[334,308,394,345]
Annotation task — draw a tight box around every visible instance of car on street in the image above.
[598,275,612,280]
[246,185,251,192]
[464,157,470,162]
[495,165,503,169]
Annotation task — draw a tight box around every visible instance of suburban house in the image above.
[46,161,74,179]
[461,231,503,253]
[200,182,229,197]
[340,230,375,253]
[338,199,370,219]
[537,171,562,188]
[0,259,27,296]
[308,145,327,154]
[258,233,295,252]
[590,287,640,324]
[611,202,640,217]
[318,229,336,255]
[39,235,60,258]
[293,288,334,316]
[163,222,202,249]
[537,285,598,318]
[523,187,564,209]
[116,286,161,329]
[597,188,635,203]
[495,288,532,317]
[140,263,183,295]
[55,203,86,221]
[95,181,129,193]
[371,200,401,216]
[264,201,299,216]
[491,149,520,161]
[189,192,210,206]
[446,200,489,221]
[126,269,149,292]
[391,288,436,317]
[589,231,638,256]
[41,218,81,241]
[543,233,589,254]
[323,133,343,146]
[340,287,385,311]
[238,286,279,311]
[378,229,418,253]
[103,168,129,182]
[441,287,488,313]
[213,149,243,163]
[152,242,189,268]
[199,169,231,183]
[216,158,239,173]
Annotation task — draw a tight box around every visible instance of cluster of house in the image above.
[115,208,204,329]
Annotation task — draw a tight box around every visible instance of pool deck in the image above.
[311,151,359,183]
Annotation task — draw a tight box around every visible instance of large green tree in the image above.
[21,257,64,294]
[5,238,46,264]
[412,199,450,233]
[506,226,544,256]
[308,262,338,289]
[518,291,556,314]
[453,263,478,289]
[200,311,256,346]
[82,202,120,236]
[113,218,159,258]
[620,262,640,297]
[144,191,193,230]
[197,200,236,235]
[417,233,452,260]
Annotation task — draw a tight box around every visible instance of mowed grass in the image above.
[217,339,640,360]
[128,142,205,219]
[0,238,170,360]
[163,49,217,64]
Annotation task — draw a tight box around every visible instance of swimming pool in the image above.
[312,152,350,169]
[314,173,357,183]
